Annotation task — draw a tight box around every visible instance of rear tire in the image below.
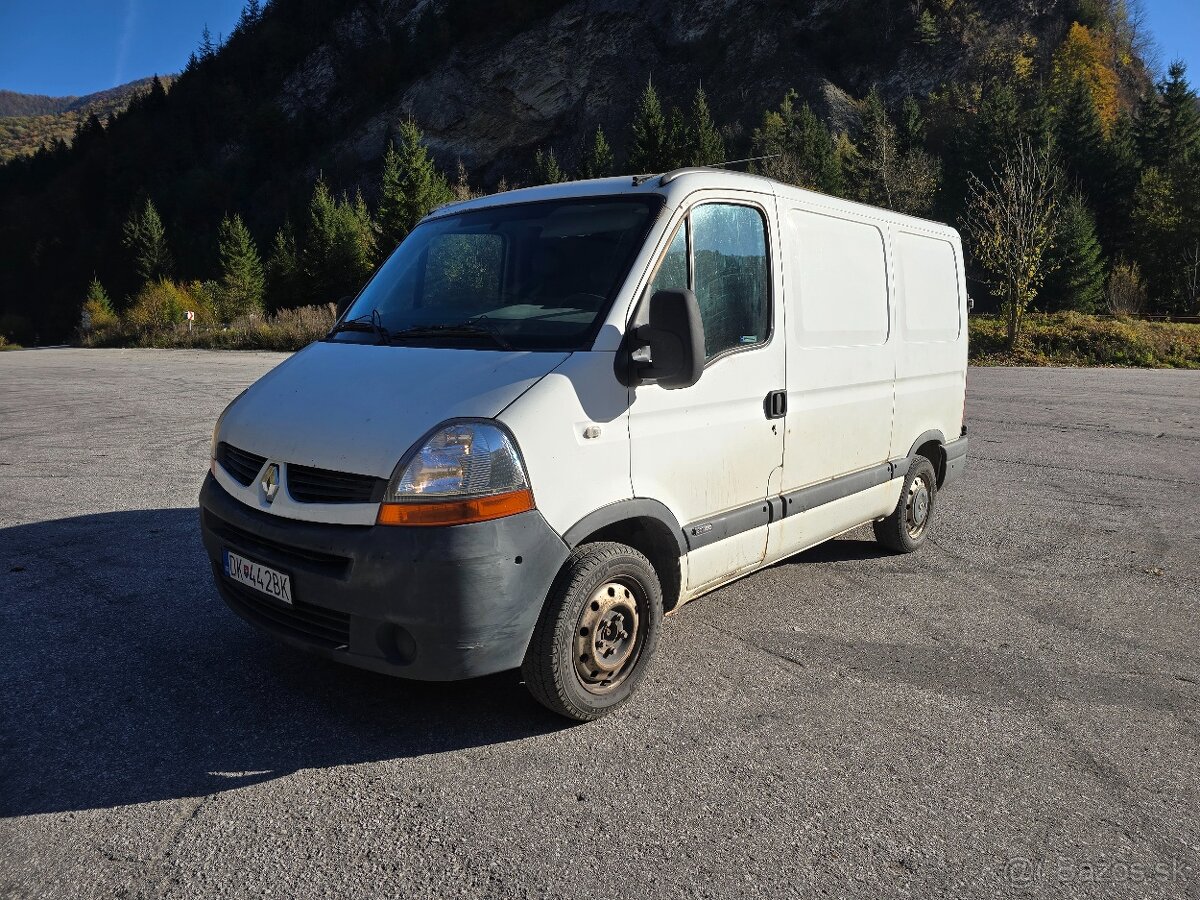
[522,542,663,722]
[874,456,938,553]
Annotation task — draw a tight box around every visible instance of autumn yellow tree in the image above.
[1050,22,1120,134]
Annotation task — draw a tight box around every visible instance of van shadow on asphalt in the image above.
[0,508,567,817]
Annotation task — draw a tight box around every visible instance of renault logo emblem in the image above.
[261,463,280,503]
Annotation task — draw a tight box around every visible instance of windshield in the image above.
[332,195,663,351]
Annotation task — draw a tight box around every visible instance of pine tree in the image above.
[752,91,845,196]
[1160,62,1200,174]
[899,95,925,153]
[916,10,940,49]
[580,126,615,179]
[80,276,117,333]
[122,198,174,286]
[972,83,1021,174]
[854,88,940,215]
[1095,113,1140,255]
[217,213,265,320]
[792,101,845,196]
[1055,76,1106,202]
[688,86,724,167]
[84,276,113,315]
[302,178,378,305]
[628,80,668,173]
[265,221,300,312]
[665,107,687,171]
[147,74,168,108]
[1044,193,1106,312]
[1138,66,1200,313]
[531,148,566,184]
[199,25,216,59]
[1131,167,1183,313]
[236,0,262,32]
[378,120,453,249]
[1135,89,1169,170]
[748,91,844,195]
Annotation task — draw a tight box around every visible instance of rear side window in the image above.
[645,203,771,361]
[896,232,961,342]
[790,209,889,348]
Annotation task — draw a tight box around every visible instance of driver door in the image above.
[628,194,785,593]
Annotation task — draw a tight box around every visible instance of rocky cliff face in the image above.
[269,0,1029,181]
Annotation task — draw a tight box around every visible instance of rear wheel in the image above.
[522,542,662,721]
[874,456,938,553]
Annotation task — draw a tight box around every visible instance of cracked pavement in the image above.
[1,349,1197,899]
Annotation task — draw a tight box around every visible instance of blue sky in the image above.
[0,0,245,97]
[0,0,1197,97]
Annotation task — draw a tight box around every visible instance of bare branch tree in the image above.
[963,138,1062,349]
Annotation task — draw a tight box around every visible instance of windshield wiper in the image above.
[327,309,390,345]
[390,316,513,351]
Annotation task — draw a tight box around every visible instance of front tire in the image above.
[874,456,938,553]
[522,542,663,721]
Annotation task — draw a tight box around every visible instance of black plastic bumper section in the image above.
[199,473,569,681]
[941,435,968,489]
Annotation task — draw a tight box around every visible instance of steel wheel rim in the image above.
[573,579,644,695]
[906,473,932,538]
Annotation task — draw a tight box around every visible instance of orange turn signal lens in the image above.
[376,489,535,527]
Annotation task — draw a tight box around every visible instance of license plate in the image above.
[223,549,292,604]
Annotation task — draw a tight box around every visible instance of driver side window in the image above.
[645,203,771,360]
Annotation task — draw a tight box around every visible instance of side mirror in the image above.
[628,288,705,389]
[335,295,354,318]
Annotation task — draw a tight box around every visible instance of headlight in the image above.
[378,421,534,526]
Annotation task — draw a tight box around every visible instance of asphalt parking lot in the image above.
[1,348,1197,899]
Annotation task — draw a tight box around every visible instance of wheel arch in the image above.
[905,429,948,487]
[561,500,685,611]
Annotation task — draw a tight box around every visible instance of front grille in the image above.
[217,442,266,486]
[202,508,353,579]
[222,578,351,649]
[287,463,385,504]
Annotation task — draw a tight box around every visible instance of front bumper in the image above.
[198,473,569,680]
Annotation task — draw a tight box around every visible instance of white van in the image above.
[200,169,968,720]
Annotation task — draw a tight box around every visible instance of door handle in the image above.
[764,390,787,419]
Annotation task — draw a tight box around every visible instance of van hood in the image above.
[219,341,569,478]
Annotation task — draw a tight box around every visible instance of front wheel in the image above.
[521,542,663,721]
[874,456,938,553]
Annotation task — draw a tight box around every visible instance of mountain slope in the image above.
[0,77,174,162]
[0,0,1174,341]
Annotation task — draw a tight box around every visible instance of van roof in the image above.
[426,168,956,235]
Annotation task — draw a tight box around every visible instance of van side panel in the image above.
[770,203,897,561]
[498,351,633,537]
[890,229,969,462]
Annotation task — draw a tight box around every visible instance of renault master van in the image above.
[200,168,968,721]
